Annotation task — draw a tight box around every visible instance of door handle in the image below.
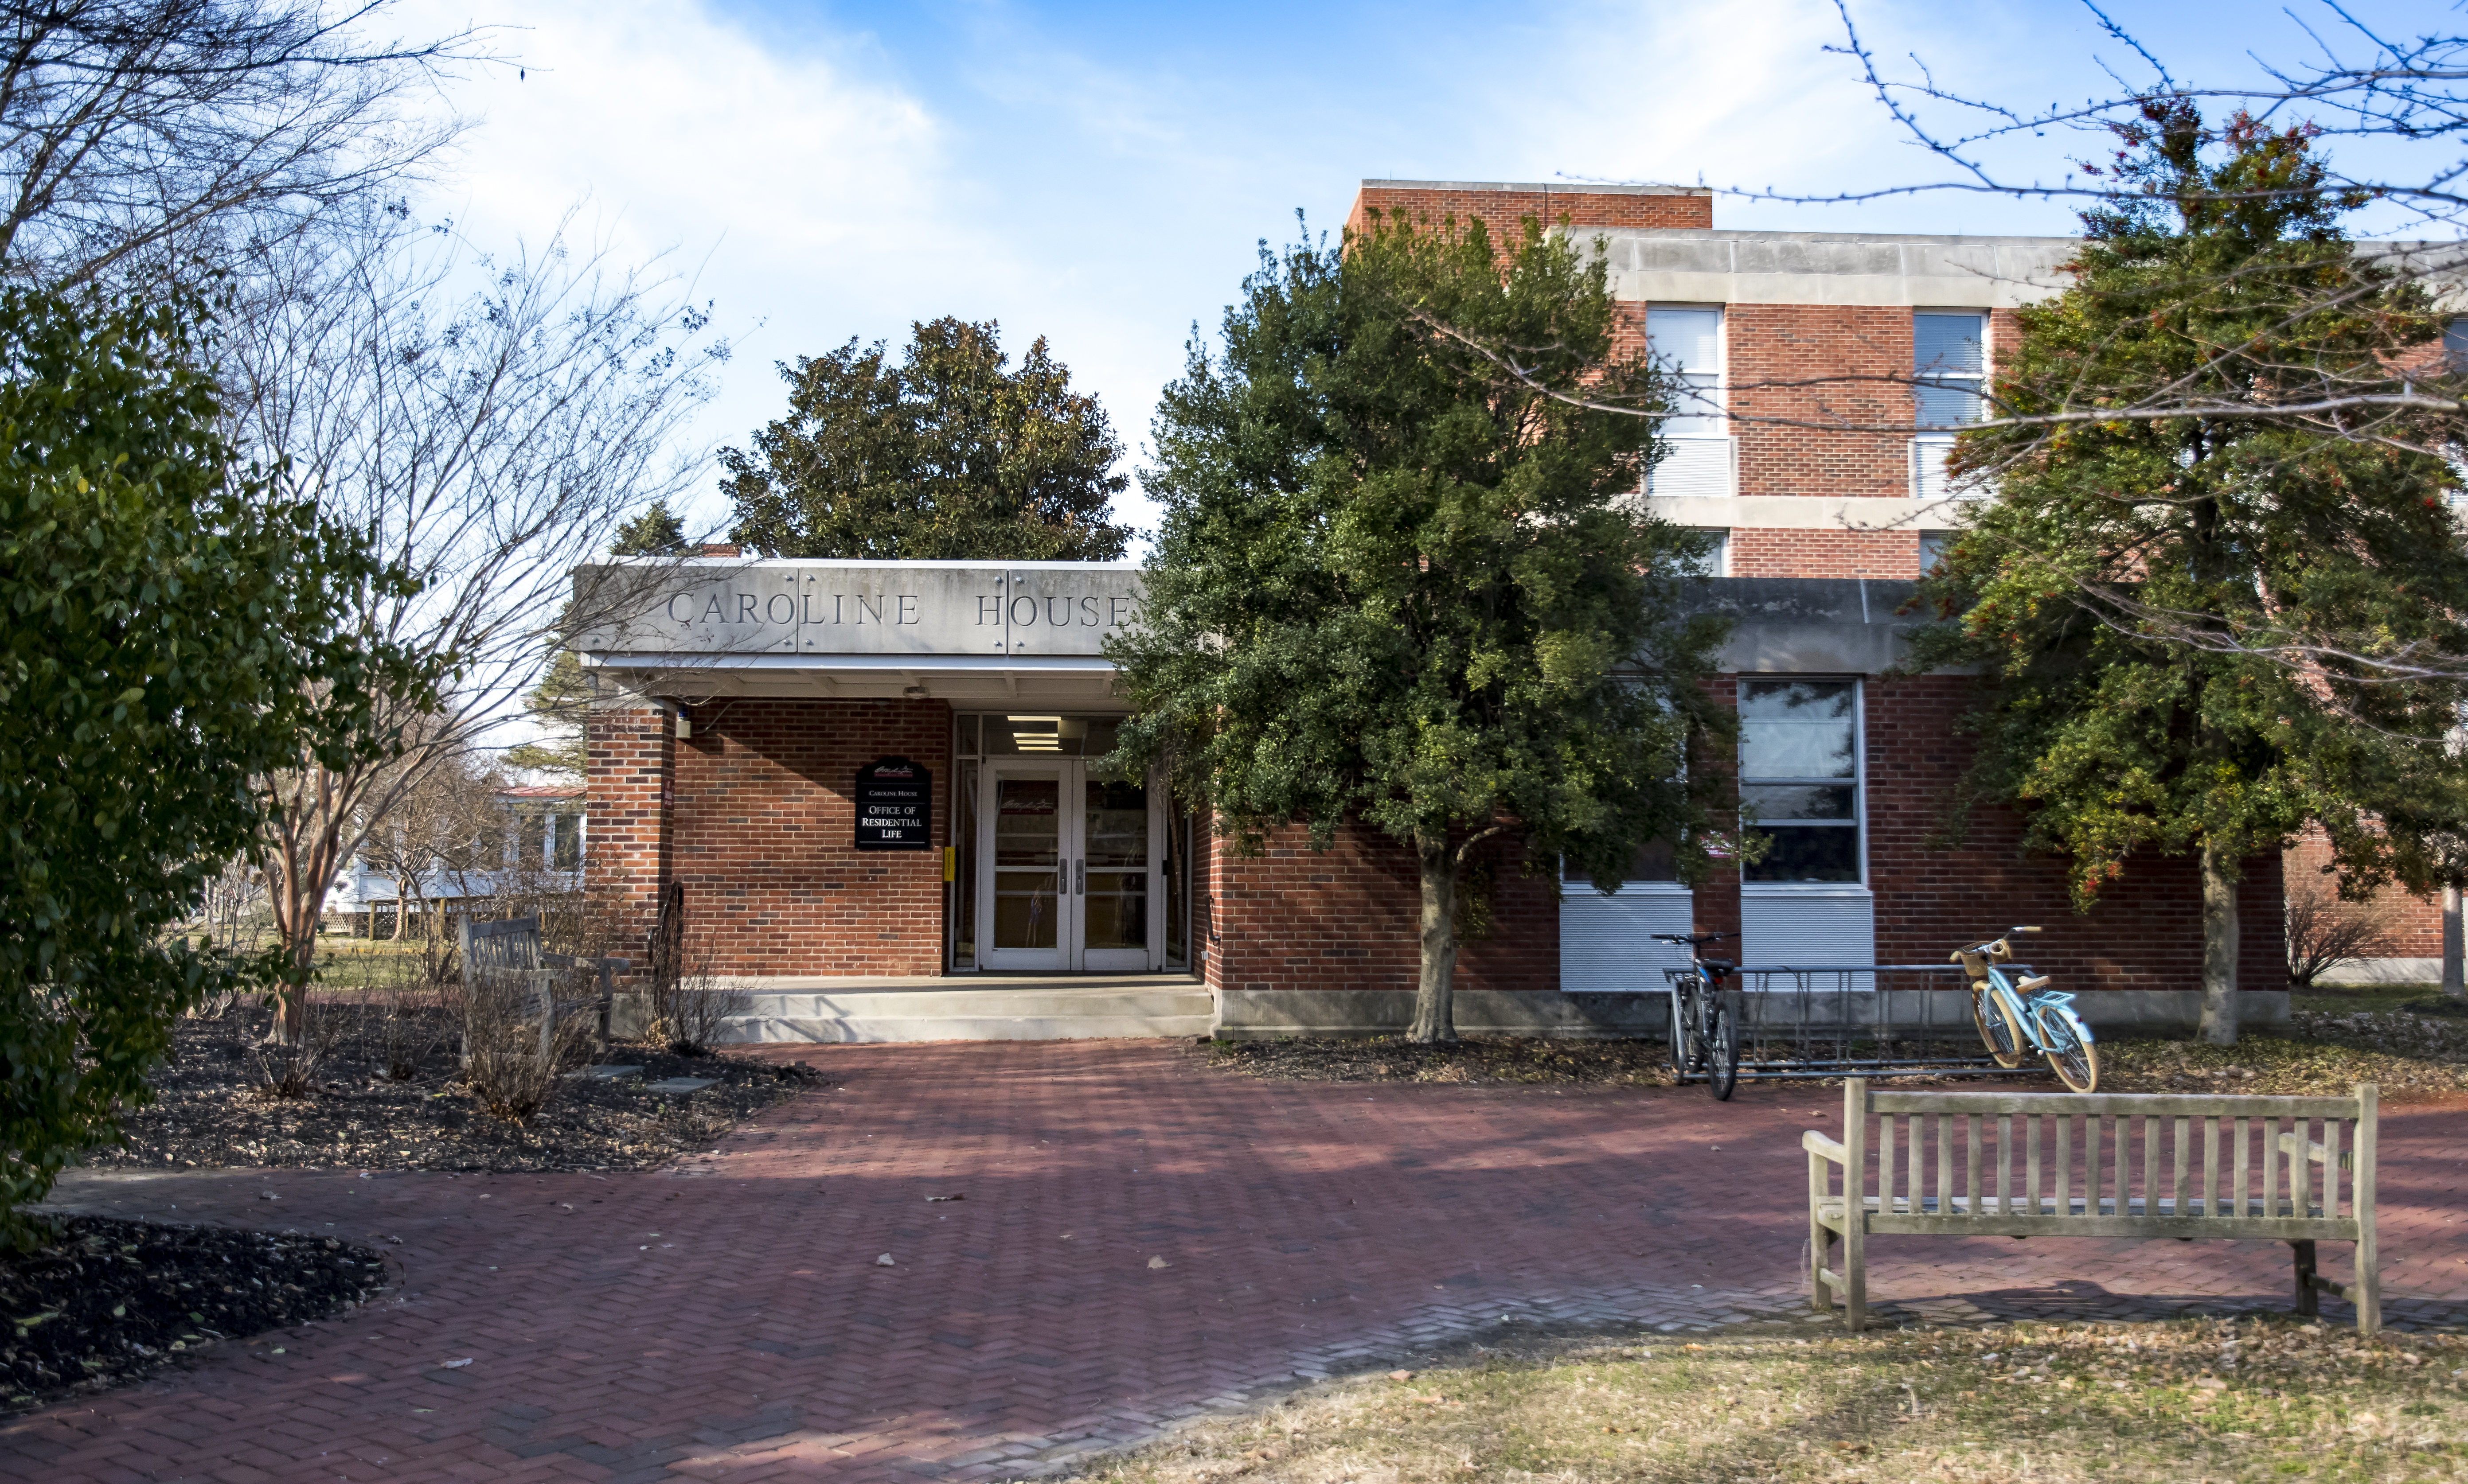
[1075,859,1085,896]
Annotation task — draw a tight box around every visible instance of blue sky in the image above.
[390,0,2459,540]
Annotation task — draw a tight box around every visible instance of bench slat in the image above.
[1869,1091,2361,1118]
[1818,1194,2332,1219]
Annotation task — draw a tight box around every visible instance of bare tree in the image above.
[2284,872,2399,989]
[355,741,495,940]
[236,209,723,1040]
[0,0,487,290]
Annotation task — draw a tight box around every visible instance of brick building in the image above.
[578,178,2305,1043]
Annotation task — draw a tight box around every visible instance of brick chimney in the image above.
[698,543,742,559]
[1347,179,1713,239]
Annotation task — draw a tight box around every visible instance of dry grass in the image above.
[1078,1317,2468,1484]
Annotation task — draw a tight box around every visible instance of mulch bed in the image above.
[1204,1004,2468,1101]
[1,1216,385,1414]
[2102,1004,2468,1101]
[1203,1036,1683,1085]
[87,1003,830,1174]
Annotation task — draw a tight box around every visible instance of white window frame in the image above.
[1911,311,1988,502]
[1737,675,1867,891]
[1647,304,1733,499]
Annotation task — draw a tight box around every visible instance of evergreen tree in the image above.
[722,317,1132,561]
[611,499,687,556]
[1913,102,2468,1043]
[1112,214,1730,1044]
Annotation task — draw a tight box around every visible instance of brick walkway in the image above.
[8,1040,2465,1483]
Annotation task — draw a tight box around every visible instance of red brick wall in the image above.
[667,697,953,977]
[2286,833,2443,958]
[1348,183,1712,240]
[1730,529,1922,578]
[1729,303,1913,505]
[1203,824,1559,997]
[1192,673,2286,1002]
[1866,674,2287,992]
[586,704,677,974]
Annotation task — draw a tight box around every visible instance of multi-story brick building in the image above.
[578,178,2308,1044]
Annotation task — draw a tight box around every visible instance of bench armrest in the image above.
[1802,1130,1847,1165]
[2277,1130,2353,1170]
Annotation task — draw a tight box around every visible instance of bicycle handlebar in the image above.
[1956,926,2043,959]
[1650,932,1737,946]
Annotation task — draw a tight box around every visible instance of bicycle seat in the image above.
[1698,958,1735,973]
[2016,974,2051,993]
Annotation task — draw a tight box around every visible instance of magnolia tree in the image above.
[0,288,419,1241]
[723,317,1134,561]
[1110,213,1731,1044]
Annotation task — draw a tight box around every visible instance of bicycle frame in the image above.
[1956,926,2098,1090]
[1976,960,2081,1049]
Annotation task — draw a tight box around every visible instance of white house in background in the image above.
[330,783,588,935]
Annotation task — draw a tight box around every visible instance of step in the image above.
[712,985,1215,1046]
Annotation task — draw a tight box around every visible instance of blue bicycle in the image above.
[1955,926,2099,1092]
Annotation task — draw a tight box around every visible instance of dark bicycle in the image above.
[1652,931,1742,1100]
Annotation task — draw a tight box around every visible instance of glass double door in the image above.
[979,760,1160,971]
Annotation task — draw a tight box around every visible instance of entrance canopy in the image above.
[574,558,1143,709]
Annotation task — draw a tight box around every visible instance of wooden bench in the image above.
[456,915,629,1059]
[1804,1078,2380,1334]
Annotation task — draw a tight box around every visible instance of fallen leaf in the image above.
[1389,1370,1414,1382]
[875,1253,896,1267]
[440,1358,472,1369]
[926,1194,964,1202]
[1147,1256,1171,1270]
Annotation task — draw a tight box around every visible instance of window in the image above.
[1914,312,1985,428]
[551,811,583,870]
[2447,317,2468,371]
[1693,527,1730,576]
[1647,307,1732,499]
[1562,838,1679,886]
[1918,530,1954,573]
[1739,679,1862,884]
[1913,312,1986,501]
[1648,307,1725,433]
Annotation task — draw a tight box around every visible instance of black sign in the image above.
[853,756,932,850]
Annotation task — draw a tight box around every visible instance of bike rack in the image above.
[1665,964,2045,1083]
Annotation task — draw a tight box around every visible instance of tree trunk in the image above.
[2198,839,2241,1046]
[2445,882,2463,1001]
[262,804,348,1045]
[1407,830,1459,1044]
[391,887,409,941]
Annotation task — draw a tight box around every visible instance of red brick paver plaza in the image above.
[8,1040,2466,1482]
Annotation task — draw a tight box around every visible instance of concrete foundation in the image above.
[1210,988,2288,1041]
[701,974,1212,1044]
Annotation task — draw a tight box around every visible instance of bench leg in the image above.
[1844,1226,1865,1334]
[2290,1241,2318,1319]
[2353,1246,2381,1337]
[1807,1153,1831,1315]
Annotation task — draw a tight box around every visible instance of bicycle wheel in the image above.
[1707,999,1741,1101]
[2035,1003,2100,1093]
[1972,982,2027,1067]
[1669,977,1705,1074]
